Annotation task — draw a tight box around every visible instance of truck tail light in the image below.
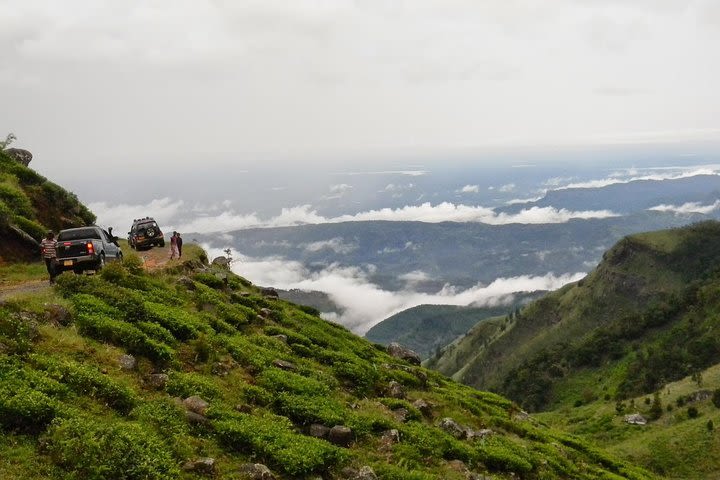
[87,242,94,255]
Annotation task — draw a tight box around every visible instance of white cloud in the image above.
[398,270,431,287]
[555,165,720,190]
[648,199,720,215]
[88,197,184,231]
[332,203,618,225]
[378,241,417,254]
[302,237,357,254]
[506,195,544,205]
[216,245,587,334]
[458,184,479,193]
[92,198,619,234]
[498,183,516,193]
[329,183,353,193]
[340,171,428,177]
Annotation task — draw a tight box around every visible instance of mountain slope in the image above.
[429,221,720,414]
[0,254,660,479]
[0,149,95,262]
[365,294,542,360]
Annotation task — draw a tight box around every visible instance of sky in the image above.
[2,0,720,183]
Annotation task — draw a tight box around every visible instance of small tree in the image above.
[688,406,699,419]
[0,132,15,150]
[712,388,720,408]
[707,419,714,432]
[649,392,663,420]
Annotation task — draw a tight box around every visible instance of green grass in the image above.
[0,245,660,479]
[0,262,47,284]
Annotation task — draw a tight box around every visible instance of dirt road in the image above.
[0,279,50,301]
[0,243,176,302]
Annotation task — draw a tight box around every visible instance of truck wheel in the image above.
[159,239,165,247]
[96,253,105,271]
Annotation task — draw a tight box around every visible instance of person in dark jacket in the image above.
[176,232,183,258]
[40,231,58,283]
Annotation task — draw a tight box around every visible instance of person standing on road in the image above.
[169,231,179,260]
[40,231,58,283]
[176,232,183,258]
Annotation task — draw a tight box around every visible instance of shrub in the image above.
[31,356,137,413]
[241,384,273,406]
[0,308,39,354]
[333,359,380,396]
[75,312,173,365]
[476,436,534,473]
[275,393,346,426]
[399,422,473,463]
[224,335,282,373]
[99,261,127,283]
[137,321,175,345]
[215,413,346,475]
[12,215,46,241]
[712,388,720,408]
[0,385,60,432]
[257,368,329,396]
[192,272,225,289]
[44,417,179,480]
[264,326,312,346]
[378,398,421,421]
[0,182,33,217]
[372,464,436,480]
[688,406,699,418]
[131,399,189,439]
[143,302,204,341]
[165,371,220,400]
[122,253,144,275]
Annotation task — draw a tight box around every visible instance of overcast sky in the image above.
[2,0,719,178]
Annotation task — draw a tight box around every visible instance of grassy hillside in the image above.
[0,149,95,262]
[535,364,720,479]
[430,221,720,414]
[367,296,542,360]
[0,249,655,479]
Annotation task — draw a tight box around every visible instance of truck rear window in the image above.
[58,228,101,241]
[137,221,158,229]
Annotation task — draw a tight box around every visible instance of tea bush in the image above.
[75,311,174,365]
[12,215,46,241]
[241,384,273,406]
[136,321,176,345]
[31,355,137,413]
[264,325,312,346]
[399,421,473,463]
[257,368,330,396]
[165,371,220,400]
[192,272,225,289]
[143,301,207,341]
[224,335,281,372]
[275,393,346,426]
[0,384,60,432]
[0,182,33,217]
[45,417,179,480]
[215,413,346,475]
[0,308,38,354]
[476,436,534,473]
[378,398,422,421]
[372,464,437,480]
[333,359,380,396]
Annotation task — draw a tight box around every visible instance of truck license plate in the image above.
[64,260,73,266]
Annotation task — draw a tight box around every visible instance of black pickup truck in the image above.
[55,226,123,273]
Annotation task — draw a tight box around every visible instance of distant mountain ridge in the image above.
[428,221,720,414]
[365,293,544,359]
